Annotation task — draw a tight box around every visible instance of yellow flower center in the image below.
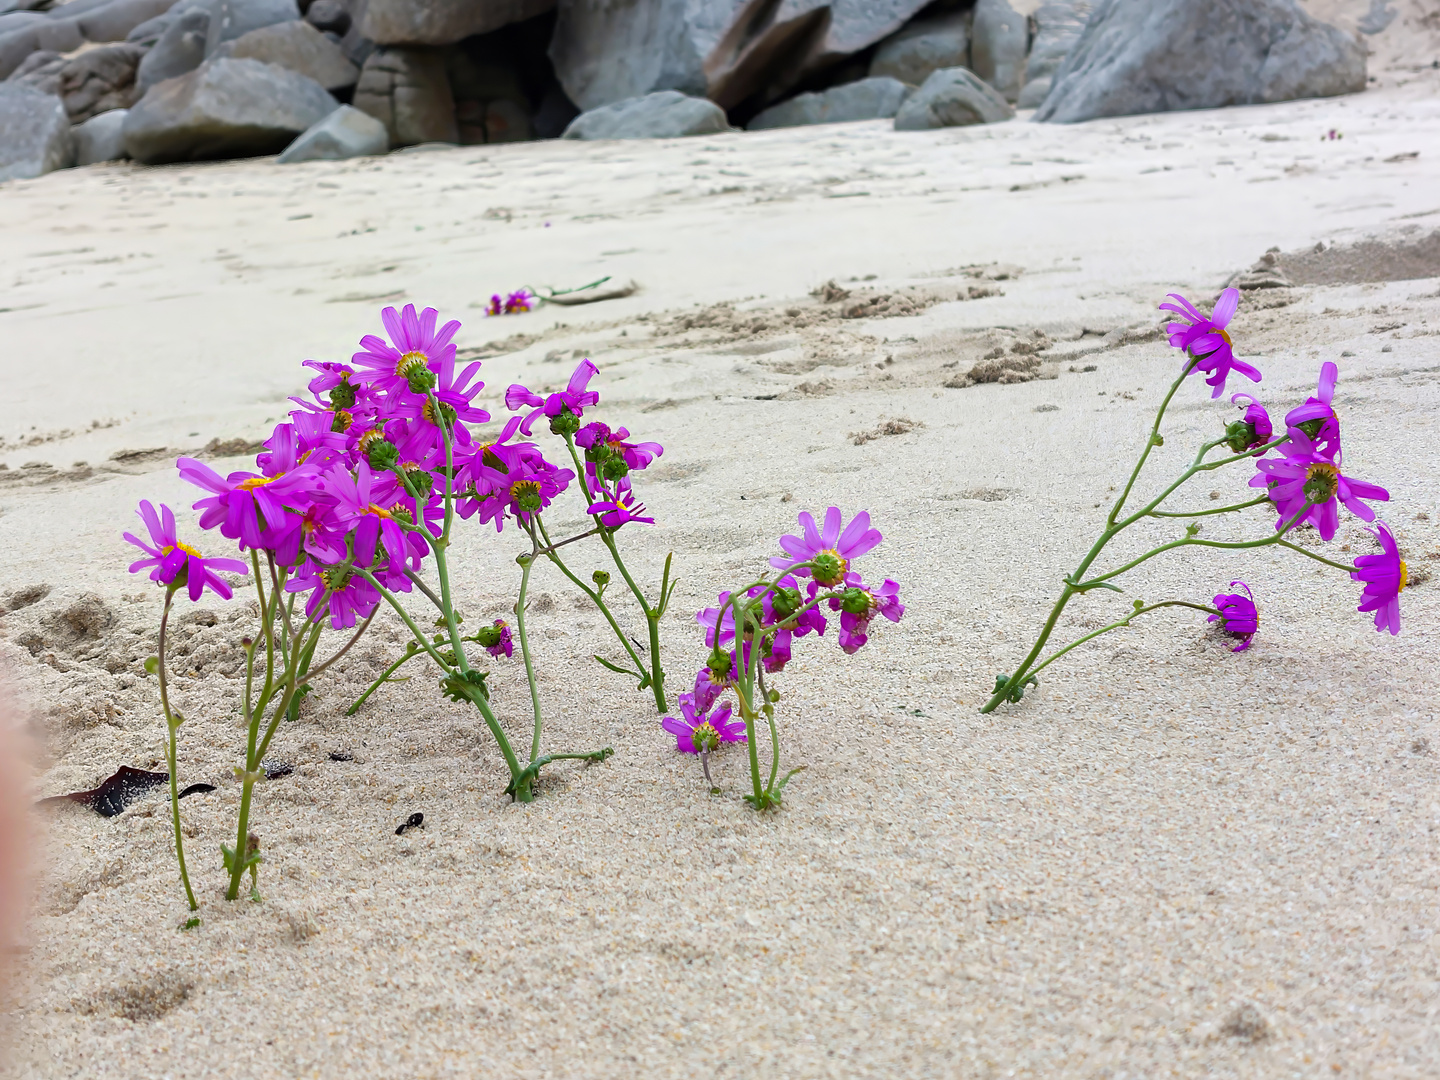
[161,541,202,559]
[1218,328,1233,347]
[366,503,392,518]
[237,476,275,491]
[1399,560,1408,593]
[356,428,383,454]
[395,350,428,378]
[692,721,718,749]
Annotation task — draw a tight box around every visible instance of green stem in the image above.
[1106,361,1195,526]
[1276,540,1359,574]
[346,643,421,715]
[1148,495,1271,518]
[157,588,198,915]
[515,524,545,764]
[1023,600,1222,682]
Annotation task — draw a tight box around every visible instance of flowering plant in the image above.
[665,508,903,809]
[981,288,1408,713]
[128,305,675,914]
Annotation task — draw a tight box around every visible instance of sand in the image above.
[1,32,1439,1080]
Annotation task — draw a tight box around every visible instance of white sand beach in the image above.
[1,40,1439,1079]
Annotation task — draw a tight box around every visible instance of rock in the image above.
[56,43,144,122]
[72,105,128,163]
[303,0,347,36]
[361,0,554,46]
[561,90,731,140]
[869,12,970,88]
[748,77,911,130]
[5,46,62,92]
[1035,0,1366,123]
[136,5,209,93]
[203,0,299,56]
[0,82,73,179]
[276,100,385,160]
[222,18,356,90]
[550,0,932,113]
[893,66,1014,130]
[75,0,179,43]
[351,45,455,146]
[123,55,337,162]
[1228,249,1292,289]
[970,0,1027,103]
[446,51,531,144]
[1018,1,1093,109]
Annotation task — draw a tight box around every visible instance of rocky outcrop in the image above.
[360,0,554,46]
[550,0,933,114]
[869,12,969,88]
[303,0,349,36]
[351,45,455,146]
[748,76,911,130]
[221,18,357,91]
[561,89,731,140]
[970,0,1026,103]
[0,0,175,79]
[203,0,301,56]
[73,106,129,163]
[0,81,72,179]
[123,55,336,162]
[1018,1,1092,109]
[135,6,210,94]
[1035,0,1366,123]
[893,66,1013,130]
[276,100,385,160]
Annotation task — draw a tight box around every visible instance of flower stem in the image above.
[1021,600,1222,682]
[1148,495,1270,518]
[1276,540,1359,574]
[346,643,421,716]
[1106,361,1195,526]
[516,524,545,764]
[157,588,198,915]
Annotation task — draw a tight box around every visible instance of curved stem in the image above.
[305,609,375,682]
[1148,495,1270,518]
[1106,361,1195,526]
[516,524,545,764]
[157,588,198,914]
[536,517,649,681]
[347,644,421,715]
[1277,539,1360,574]
[1024,600,1222,682]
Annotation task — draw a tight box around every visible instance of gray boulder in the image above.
[5,46,62,91]
[869,12,969,88]
[970,0,1027,103]
[277,101,385,160]
[561,90,731,140]
[351,46,455,146]
[361,0,553,46]
[1035,0,1366,123]
[58,43,144,121]
[748,77,911,130]
[123,55,336,162]
[303,0,347,36]
[75,0,179,42]
[204,0,299,54]
[222,18,356,90]
[136,5,209,93]
[894,66,1014,130]
[73,106,128,163]
[1018,1,1093,109]
[0,82,73,179]
[550,0,932,113]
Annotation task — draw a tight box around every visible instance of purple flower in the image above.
[177,456,317,551]
[470,454,574,529]
[505,359,600,435]
[326,462,426,571]
[480,619,514,658]
[587,480,654,528]
[1227,392,1273,452]
[350,304,461,399]
[387,354,490,446]
[285,562,380,630]
[1160,288,1261,398]
[1208,581,1258,652]
[1352,523,1406,635]
[124,500,248,601]
[661,693,745,754]
[771,507,883,587]
[486,294,504,317]
[505,290,533,314]
[1249,426,1388,541]
[691,665,728,711]
[1284,361,1341,457]
[575,422,664,472]
[830,578,904,654]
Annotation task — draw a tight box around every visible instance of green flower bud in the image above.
[367,439,399,471]
[331,409,353,434]
[549,409,581,437]
[1224,419,1257,455]
[838,587,872,615]
[592,570,611,589]
[769,586,802,621]
[810,550,848,588]
[404,467,433,499]
[1303,462,1339,504]
[329,379,357,410]
[473,623,504,648]
[600,456,629,482]
[707,647,731,680]
[406,367,438,394]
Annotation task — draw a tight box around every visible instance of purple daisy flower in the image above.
[771,507,883,587]
[1352,523,1406,635]
[1283,361,1341,457]
[1249,426,1388,541]
[587,479,654,528]
[1227,392,1273,452]
[1208,581,1258,652]
[830,578,904,654]
[350,304,461,399]
[124,500,248,601]
[575,422,664,472]
[177,456,316,551]
[661,693,745,754]
[387,354,490,447]
[691,665,728,712]
[470,454,575,529]
[1160,288,1261,398]
[505,359,601,435]
[505,289,534,314]
[285,562,381,630]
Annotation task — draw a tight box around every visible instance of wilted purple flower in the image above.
[691,666,728,712]
[505,359,600,435]
[1249,426,1388,541]
[124,500,248,601]
[351,304,461,398]
[479,618,514,658]
[1160,288,1261,397]
[1226,392,1273,453]
[1352,523,1406,635]
[830,578,904,654]
[505,290,533,314]
[661,693,745,754]
[1284,361,1341,457]
[771,507,883,587]
[1208,581,1258,652]
[587,480,654,528]
[485,294,505,317]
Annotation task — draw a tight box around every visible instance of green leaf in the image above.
[143,656,159,675]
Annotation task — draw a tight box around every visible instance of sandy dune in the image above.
[1,54,1438,1080]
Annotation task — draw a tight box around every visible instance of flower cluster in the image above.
[1163,299,1402,637]
[486,289,534,316]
